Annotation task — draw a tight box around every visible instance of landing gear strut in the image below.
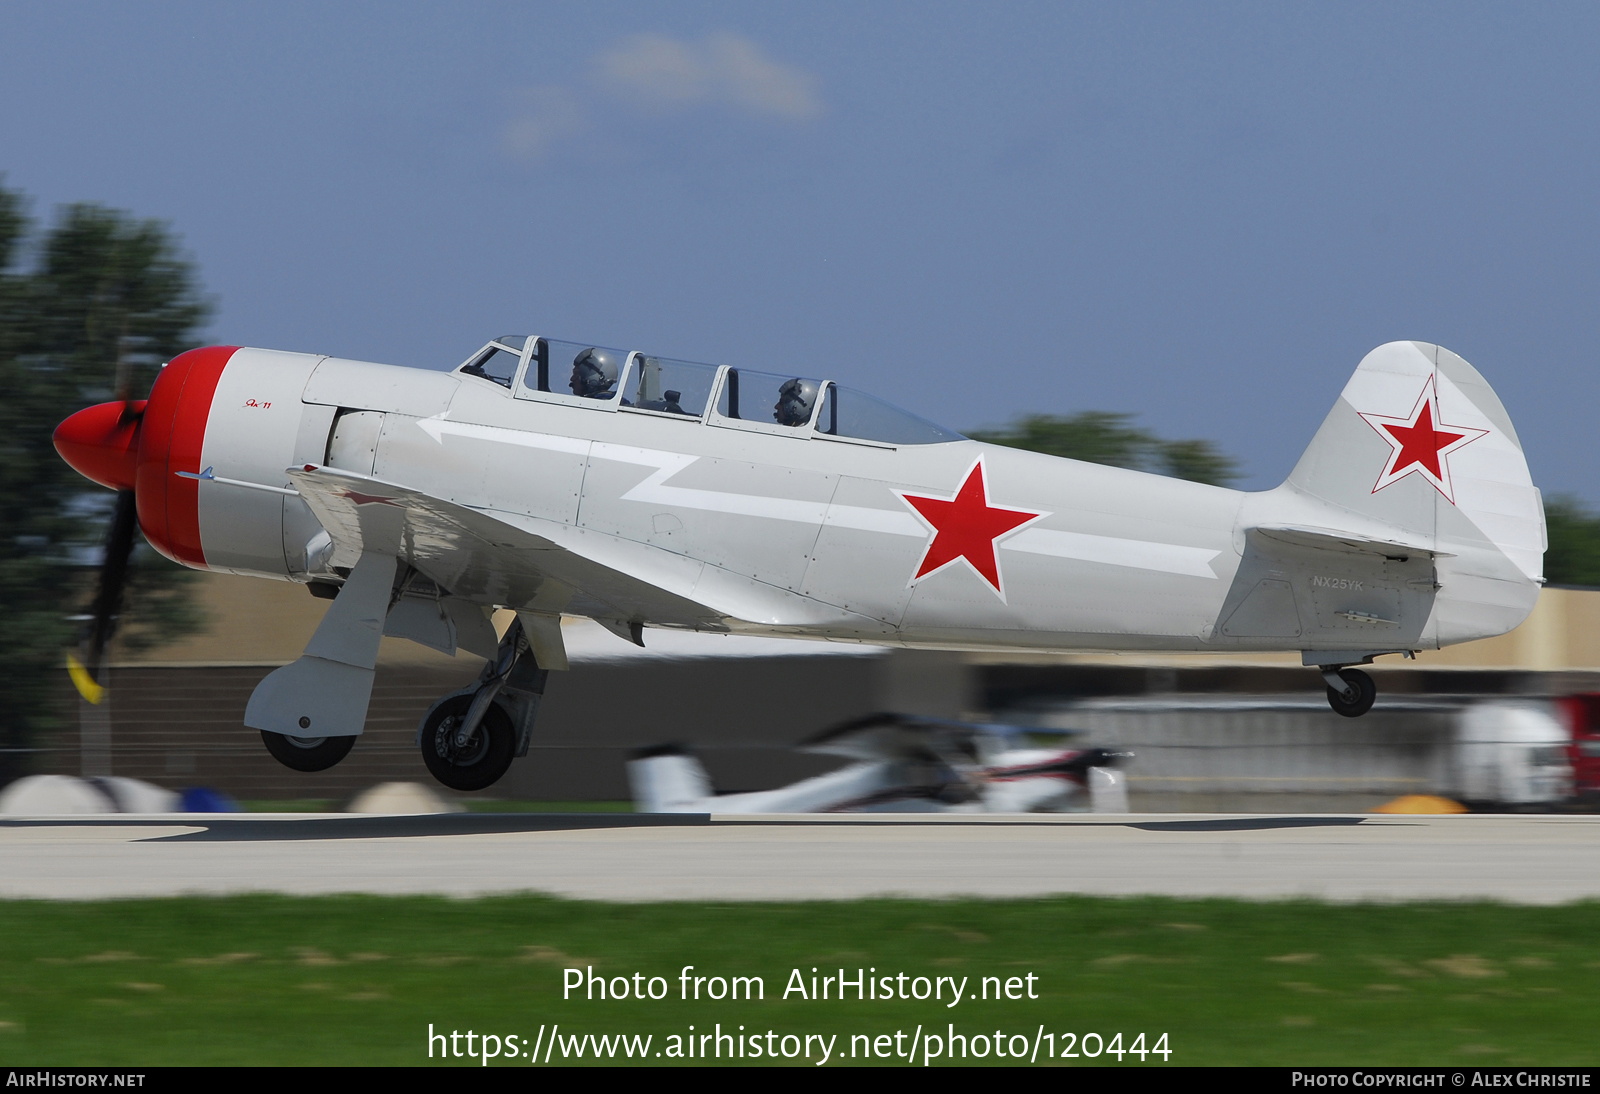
[1322,667,1376,718]
[417,617,549,792]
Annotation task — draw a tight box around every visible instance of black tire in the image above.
[261,730,355,772]
[1325,668,1377,718]
[420,694,515,792]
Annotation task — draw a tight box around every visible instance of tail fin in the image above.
[1284,341,1544,582]
[1262,341,1543,648]
[626,746,713,813]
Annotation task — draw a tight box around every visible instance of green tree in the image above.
[0,182,211,784]
[968,411,1241,486]
[1542,496,1600,587]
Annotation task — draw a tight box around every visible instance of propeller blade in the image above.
[66,653,106,705]
[112,345,144,426]
[82,488,140,682]
[115,399,144,427]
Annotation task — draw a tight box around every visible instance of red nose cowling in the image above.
[53,400,145,491]
[53,345,240,567]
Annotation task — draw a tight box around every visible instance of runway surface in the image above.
[1,813,1597,903]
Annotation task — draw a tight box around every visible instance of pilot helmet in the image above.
[774,377,819,427]
[570,348,619,398]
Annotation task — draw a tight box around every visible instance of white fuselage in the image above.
[181,347,1538,658]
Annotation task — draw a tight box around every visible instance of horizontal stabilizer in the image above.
[1248,524,1452,559]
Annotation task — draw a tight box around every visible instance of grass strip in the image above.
[0,894,1595,1066]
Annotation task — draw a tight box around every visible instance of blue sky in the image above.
[4,3,1597,496]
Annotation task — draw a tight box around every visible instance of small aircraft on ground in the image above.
[53,335,1545,791]
[627,713,1130,814]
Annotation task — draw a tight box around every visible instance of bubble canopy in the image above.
[455,336,963,445]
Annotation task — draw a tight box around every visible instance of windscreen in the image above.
[815,384,965,445]
[458,340,526,389]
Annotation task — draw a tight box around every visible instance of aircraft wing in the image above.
[287,464,864,632]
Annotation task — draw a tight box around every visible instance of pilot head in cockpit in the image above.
[570,348,620,399]
[774,378,819,427]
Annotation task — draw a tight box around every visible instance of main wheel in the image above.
[261,730,355,772]
[420,694,515,792]
[1325,668,1377,718]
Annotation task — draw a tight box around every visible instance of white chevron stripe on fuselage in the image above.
[417,414,1217,579]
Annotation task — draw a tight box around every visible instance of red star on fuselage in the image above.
[896,460,1045,600]
[1357,375,1488,503]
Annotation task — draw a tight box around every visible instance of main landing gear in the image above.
[421,695,516,792]
[255,609,548,790]
[417,617,549,792]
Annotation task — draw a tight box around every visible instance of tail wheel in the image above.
[421,695,515,792]
[261,730,356,772]
[1326,668,1377,718]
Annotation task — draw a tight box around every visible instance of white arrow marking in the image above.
[417,414,590,455]
[593,442,838,524]
[418,416,1220,576]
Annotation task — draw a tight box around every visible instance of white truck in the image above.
[1005,695,1575,812]
[1451,702,1573,808]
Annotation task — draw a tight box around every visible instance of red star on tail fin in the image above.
[1357,375,1488,503]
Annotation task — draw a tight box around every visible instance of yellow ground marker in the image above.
[1372,794,1468,814]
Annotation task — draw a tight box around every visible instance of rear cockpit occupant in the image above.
[774,378,820,427]
[569,347,621,400]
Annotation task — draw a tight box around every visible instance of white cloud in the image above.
[502,86,587,161]
[502,32,821,163]
[593,31,822,121]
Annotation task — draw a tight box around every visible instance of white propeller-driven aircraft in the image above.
[627,713,1130,814]
[54,336,1545,791]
